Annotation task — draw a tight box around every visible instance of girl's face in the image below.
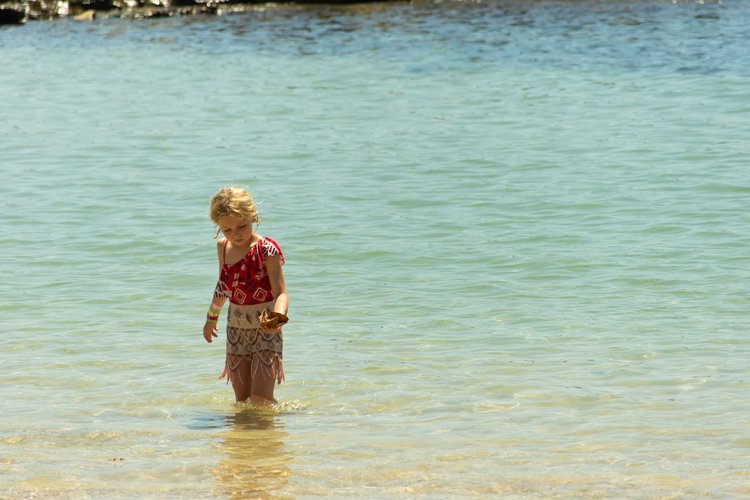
[217,215,254,247]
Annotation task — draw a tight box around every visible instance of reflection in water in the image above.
[213,406,291,499]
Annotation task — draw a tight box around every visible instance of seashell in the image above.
[259,310,288,329]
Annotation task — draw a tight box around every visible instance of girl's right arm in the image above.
[203,239,228,344]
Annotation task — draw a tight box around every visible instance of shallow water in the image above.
[1,0,749,497]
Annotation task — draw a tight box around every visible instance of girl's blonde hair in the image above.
[209,186,259,234]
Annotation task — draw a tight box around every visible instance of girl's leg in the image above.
[229,356,253,402]
[249,358,277,405]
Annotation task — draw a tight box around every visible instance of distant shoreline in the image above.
[0,0,402,25]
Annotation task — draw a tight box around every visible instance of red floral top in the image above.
[214,236,285,305]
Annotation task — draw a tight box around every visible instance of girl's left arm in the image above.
[266,254,288,315]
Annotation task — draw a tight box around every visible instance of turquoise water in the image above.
[2,0,749,497]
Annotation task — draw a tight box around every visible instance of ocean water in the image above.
[1,0,749,497]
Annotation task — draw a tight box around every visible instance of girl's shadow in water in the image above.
[194,406,292,499]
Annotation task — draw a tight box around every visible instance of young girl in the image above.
[203,186,289,405]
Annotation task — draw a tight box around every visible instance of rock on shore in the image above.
[1,6,26,23]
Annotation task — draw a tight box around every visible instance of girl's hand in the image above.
[259,311,287,333]
[203,321,219,343]
[259,323,282,334]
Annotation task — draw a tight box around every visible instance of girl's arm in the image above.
[265,254,288,316]
[203,239,228,343]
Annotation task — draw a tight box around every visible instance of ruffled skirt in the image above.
[220,302,284,386]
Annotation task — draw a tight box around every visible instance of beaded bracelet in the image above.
[207,307,221,323]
